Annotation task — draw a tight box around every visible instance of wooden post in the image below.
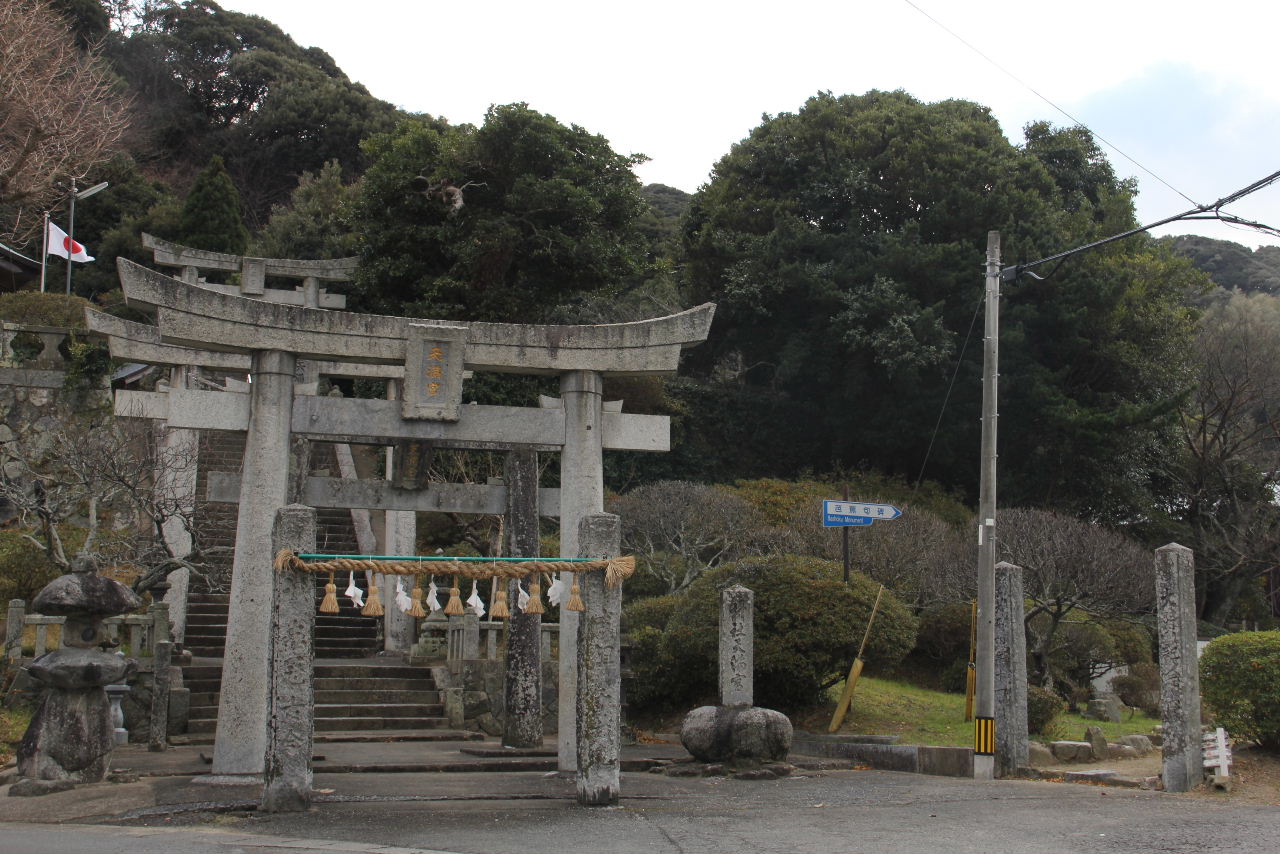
[828,584,884,733]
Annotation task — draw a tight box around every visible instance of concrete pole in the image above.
[575,513,622,805]
[974,231,1001,780]
[504,450,543,748]
[557,370,604,772]
[210,349,295,781]
[1155,543,1202,793]
[261,504,317,813]
[158,365,199,647]
[994,561,1028,778]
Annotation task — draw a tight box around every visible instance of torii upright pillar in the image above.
[557,370,604,772]
[209,350,296,781]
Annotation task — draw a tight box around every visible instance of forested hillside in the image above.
[5,0,1279,627]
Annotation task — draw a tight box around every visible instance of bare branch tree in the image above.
[998,507,1153,689]
[0,0,130,244]
[0,413,221,595]
[611,480,761,593]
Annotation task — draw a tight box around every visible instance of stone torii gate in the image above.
[90,257,714,784]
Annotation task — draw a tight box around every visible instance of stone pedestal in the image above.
[994,561,1028,777]
[575,513,621,806]
[260,505,317,813]
[1155,543,1202,793]
[719,585,754,707]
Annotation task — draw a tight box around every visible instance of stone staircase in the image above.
[181,582,381,659]
[183,661,448,737]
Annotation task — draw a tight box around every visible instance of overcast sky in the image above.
[225,0,1280,248]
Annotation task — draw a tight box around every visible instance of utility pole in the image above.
[974,230,1000,780]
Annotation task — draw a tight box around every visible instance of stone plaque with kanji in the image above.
[402,323,466,420]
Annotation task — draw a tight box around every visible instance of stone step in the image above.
[314,626,380,639]
[313,664,428,679]
[185,646,227,658]
[313,677,436,691]
[186,715,451,734]
[311,637,381,649]
[183,627,228,640]
[188,689,443,708]
[316,703,446,718]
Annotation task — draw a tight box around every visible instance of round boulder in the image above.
[680,705,793,763]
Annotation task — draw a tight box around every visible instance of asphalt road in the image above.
[3,769,1276,854]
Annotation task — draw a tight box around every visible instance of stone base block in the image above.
[680,705,792,763]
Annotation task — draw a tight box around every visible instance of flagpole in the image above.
[64,180,76,296]
[40,211,49,294]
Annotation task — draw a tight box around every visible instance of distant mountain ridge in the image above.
[1164,234,1280,294]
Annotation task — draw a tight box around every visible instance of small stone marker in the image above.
[719,585,753,707]
[1154,543,1202,793]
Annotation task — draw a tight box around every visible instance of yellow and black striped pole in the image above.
[974,715,996,757]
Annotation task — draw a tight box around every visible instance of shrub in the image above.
[648,555,918,711]
[1112,662,1161,717]
[1026,684,1066,736]
[1200,631,1280,751]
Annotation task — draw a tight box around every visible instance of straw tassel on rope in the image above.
[362,577,384,617]
[319,571,340,614]
[566,577,585,612]
[444,577,464,615]
[525,576,544,615]
[407,580,427,618]
[490,584,510,619]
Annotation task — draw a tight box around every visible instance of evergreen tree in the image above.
[177,154,248,254]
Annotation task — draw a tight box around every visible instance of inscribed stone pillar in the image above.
[1155,543,1202,793]
[504,450,543,748]
[261,504,316,812]
[558,370,604,771]
[994,561,1028,778]
[211,349,295,780]
[381,510,417,651]
[575,513,621,806]
[719,585,753,707]
[5,599,24,663]
[159,365,199,646]
[148,642,172,752]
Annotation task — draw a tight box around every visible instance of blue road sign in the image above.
[822,500,902,527]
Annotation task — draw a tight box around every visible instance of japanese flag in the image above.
[45,221,94,262]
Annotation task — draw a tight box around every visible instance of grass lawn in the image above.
[807,676,1160,747]
[0,706,30,766]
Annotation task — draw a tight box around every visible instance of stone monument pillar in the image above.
[211,349,296,780]
[261,505,317,812]
[1155,543,1202,793]
[575,513,622,805]
[158,365,199,647]
[503,449,543,748]
[558,370,604,771]
[994,561,1028,777]
[719,585,754,707]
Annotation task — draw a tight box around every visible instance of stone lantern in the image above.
[12,555,141,795]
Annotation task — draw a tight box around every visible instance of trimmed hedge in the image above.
[1200,631,1280,751]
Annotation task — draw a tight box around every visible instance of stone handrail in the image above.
[4,599,171,662]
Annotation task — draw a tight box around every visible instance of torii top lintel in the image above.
[115,258,715,376]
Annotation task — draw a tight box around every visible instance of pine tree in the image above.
[177,155,249,254]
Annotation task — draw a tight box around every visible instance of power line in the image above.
[899,0,1200,207]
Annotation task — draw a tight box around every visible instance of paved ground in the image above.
[1,740,1277,854]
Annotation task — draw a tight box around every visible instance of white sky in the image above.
[225,0,1280,248]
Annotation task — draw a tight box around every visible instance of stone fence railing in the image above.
[4,599,171,663]
[411,615,560,664]
[0,322,71,371]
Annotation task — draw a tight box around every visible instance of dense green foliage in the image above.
[1167,235,1280,295]
[176,155,248,254]
[1200,631,1280,751]
[353,105,648,323]
[628,556,917,711]
[682,91,1206,516]
[1026,683,1067,736]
